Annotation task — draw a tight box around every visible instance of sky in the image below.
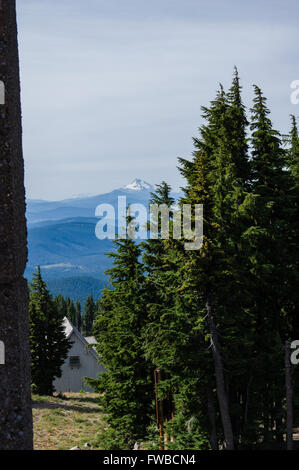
[16,0,299,201]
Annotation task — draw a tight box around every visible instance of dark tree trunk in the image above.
[263,386,270,444]
[244,376,252,433]
[274,379,284,444]
[207,295,234,450]
[285,340,293,450]
[275,415,284,444]
[0,0,33,449]
[207,387,218,450]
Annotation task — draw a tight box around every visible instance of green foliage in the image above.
[87,239,154,449]
[29,267,72,395]
[91,424,134,450]
[87,70,299,450]
[75,301,82,332]
[82,295,96,336]
[53,295,82,331]
[288,115,299,179]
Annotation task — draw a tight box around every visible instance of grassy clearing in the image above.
[32,392,106,450]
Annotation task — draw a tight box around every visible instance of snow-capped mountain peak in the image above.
[123,179,153,192]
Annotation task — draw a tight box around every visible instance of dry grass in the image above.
[32,392,106,450]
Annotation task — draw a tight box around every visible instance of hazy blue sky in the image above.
[17,0,299,200]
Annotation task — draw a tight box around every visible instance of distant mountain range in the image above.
[27,179,156,224]
[26,179,181,303]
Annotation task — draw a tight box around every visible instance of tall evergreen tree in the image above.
[29,267,71,395]
[75,301,82,332]
[83,295,96,336]
[88,239,154,449]
[90,70,299,450]
[53,294,67,318]
[242,85,296,445]
[177,82,247,449]
[65,297,76,326]
[288,115,299,179]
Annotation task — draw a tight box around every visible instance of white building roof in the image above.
[85,336,97,345]
[62,317,98,361]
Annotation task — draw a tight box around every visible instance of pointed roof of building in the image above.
[62,317,99,361]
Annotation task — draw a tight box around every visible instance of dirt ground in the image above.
[32,392,106,450]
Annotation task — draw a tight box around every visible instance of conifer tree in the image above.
[83,295,96,336]
[75,301,82,332]
[175,71,257,448]
[88,239,154,449]
[288,115,299,179]
[141,183,210,449]
[178,84,245,449]
[243,86,295,445]
[29,267,71,395]
[53,294,67,318]
[91,70,299,450]
[65,297,76,326]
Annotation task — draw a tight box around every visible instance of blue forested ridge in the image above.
[26,179,181,301]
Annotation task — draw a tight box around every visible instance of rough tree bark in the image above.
[207,295,234,450]
[285,340,293,451]
[0,0,33,450]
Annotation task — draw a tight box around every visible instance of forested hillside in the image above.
[47,277,106,304]
[25,180,181,301]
